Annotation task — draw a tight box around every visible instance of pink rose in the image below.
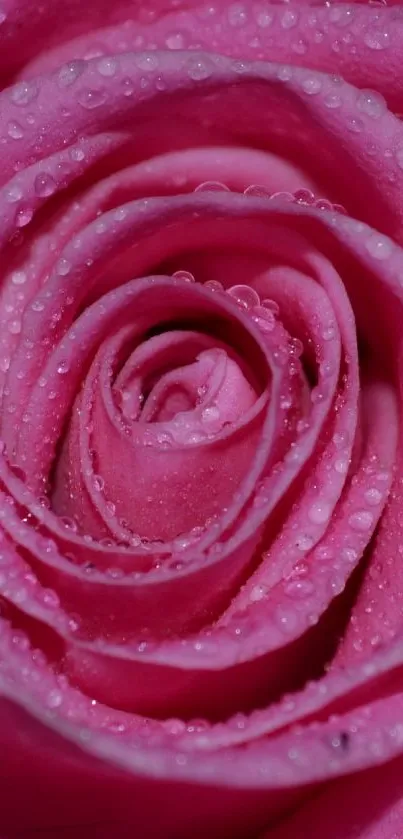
[1,1,403,837]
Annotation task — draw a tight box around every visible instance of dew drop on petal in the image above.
[228,3,248,26]
[364,29,391,50]
[250,584,266,601]
[364,488,383,506]
[195,181,230,193]
[5,184,23,203]
[201,406,220,424]
[93,475,105,492]
[308,501,332,524]
[324,93,342,109]
[10,80,38,105]
[295,534,314,551]
[187,57,214,81]
[97,57,117,76]
[284,579,314,597]
[301,76,322,95]
[136,54,159,72]
[11,270,27,285]
[365,234,393,260]
[34,173,57,198]
[16,208,33,227]
[46,689,63,709]
[165,33,185,49]
[281,9,298,28]
[244,184,271,198]
[227,284,260,309]
[57,258,71,276]
[173,270,195,283]
[57,360,70,375]
[348,510,374,532]
[357,89,386,118]
[256,9,273,27]
[70,148,85,162]
[334,456,349,474]
[58,60,86,87]
[205,280,224,292]
[252,306,276,332]
[7,121,24,139]
[77,88,108,110]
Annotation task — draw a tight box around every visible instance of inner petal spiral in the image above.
[49,278,285,548]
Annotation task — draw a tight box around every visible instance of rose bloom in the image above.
[1,0,403,837]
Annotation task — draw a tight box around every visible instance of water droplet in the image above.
[228,3,248,26]
[93,474,105,492]
[324,93,342,109]
[57,360,70,374]
[46,688,63,708]
[8,320,21,334]
[250,584,266,601]
[173,270,195,283]
[319,324,337,344]
[364,29,391,50]
[201,406,220,424]
[7,121,24,139]
[256,9,273,27]
[16,208,33,227]
[341,547,358,564]
[31,299,44,312]
[294,38,309,56]
[301,76,322,95]
[34,172,57,198]
[275,607,298,633]
[204,280,224,292]
[10,80,38,105]
[284,579,314,597]
[42,588,60,608]
[289,337,304,357]
[295,534,314,551]
[166,33,185,49]
[136,54,159,72]
[308,501,332,524]
[195,181,230,193]
[281,9,298,28]
[121,77,135,97]
[5,184,23,203]
[365,234,393,260]
[58,60,86,87]
[187,57,213,81]
[262,299,280,315]
[357,89,386,118]
[11,270,27,285]
[244,184,271,198]
[59,516,78,531]
[252,306,275,332]
[334,456,349,474]
[277,65,293,82]
[227,284,260,309]
[349,510,374,532]
[57,258,71,276]
[77,88,107,109]
[70,147,85,162]
[364,487,383,506]
[97,57,117,76]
